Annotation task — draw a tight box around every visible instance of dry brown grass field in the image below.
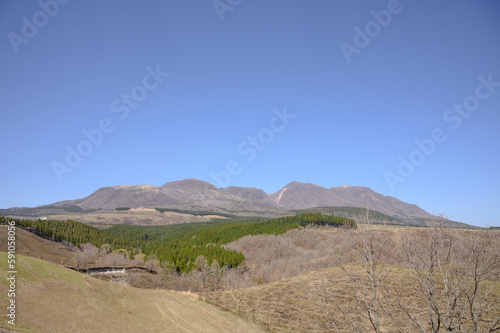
[0,252,264,333]
[205,224,500,332]
[203,261,500,332]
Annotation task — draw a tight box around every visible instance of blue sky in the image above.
[1,0,499,227]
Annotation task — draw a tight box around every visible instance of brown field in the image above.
[203,262,500,333]
[207,225,500,332]
[0,252,264,333]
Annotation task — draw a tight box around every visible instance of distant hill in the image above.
[1,179,471,227]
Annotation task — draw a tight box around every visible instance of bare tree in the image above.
[311,208,393,333]
[209,259,223,292]
[463,231,500,332]
[144,254,160,272]
[71,243,98,269]
[397,223,500,332]
[194,255,210,290]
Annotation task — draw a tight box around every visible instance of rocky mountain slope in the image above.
[270,182,432,222]
[2,179,461,226]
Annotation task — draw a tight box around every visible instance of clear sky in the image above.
[1,1,499,227]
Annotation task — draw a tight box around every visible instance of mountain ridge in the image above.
[0,178,463,226]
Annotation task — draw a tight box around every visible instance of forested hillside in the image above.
[1,213,355,272]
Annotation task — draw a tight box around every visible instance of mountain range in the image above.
[2,179,469,227]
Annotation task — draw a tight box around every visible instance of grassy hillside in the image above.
[0,225,75,265]
[203,264,404,332]
[205,226,500,332]
[203,262,500,332]
[0,252,264,333]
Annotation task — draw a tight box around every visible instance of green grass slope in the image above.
[0,253,264,333]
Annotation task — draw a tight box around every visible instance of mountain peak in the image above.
[283,181,326,190]
[162,179,217,191]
